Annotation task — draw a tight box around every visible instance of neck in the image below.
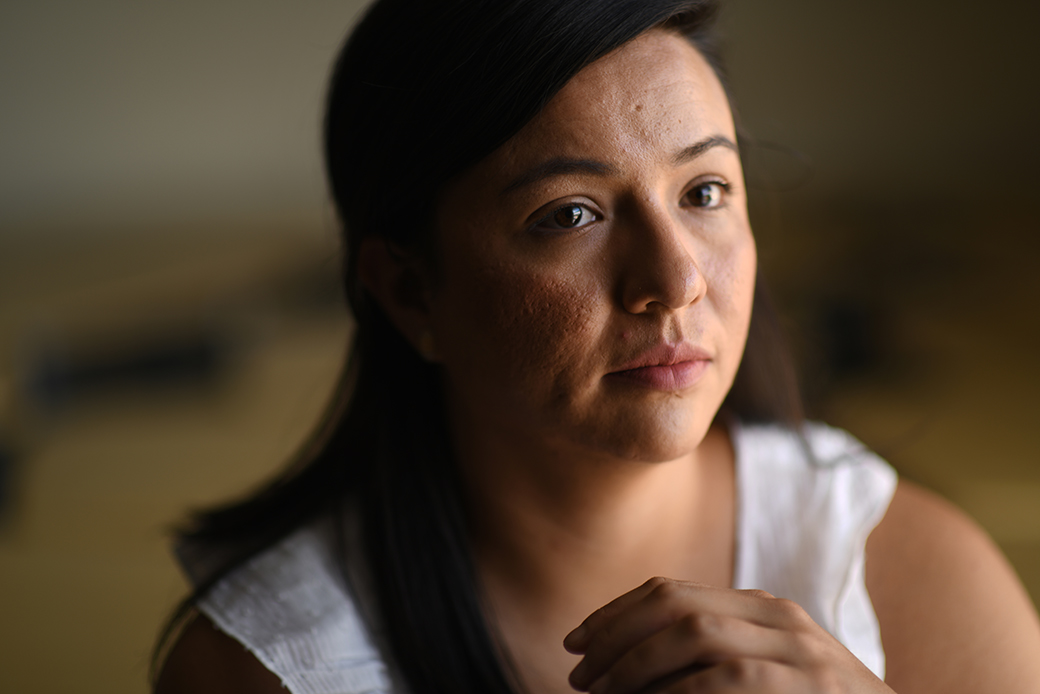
[451,414,736,610]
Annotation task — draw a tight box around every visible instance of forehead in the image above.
[498,29,735,168]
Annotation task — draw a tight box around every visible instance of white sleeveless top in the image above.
[180,422,897,693]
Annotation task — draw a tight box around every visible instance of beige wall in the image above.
[0,0,368,230]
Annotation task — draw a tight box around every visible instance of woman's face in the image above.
[429,29,755,464]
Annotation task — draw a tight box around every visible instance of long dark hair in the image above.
[154,0,802,691]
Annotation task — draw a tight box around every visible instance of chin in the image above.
[572,401,719,464]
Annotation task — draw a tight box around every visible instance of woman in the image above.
[155,0,1040,692]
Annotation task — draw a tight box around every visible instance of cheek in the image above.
[727,238,757,367]
[435,254,605,402]
[725,238,757,318]
[703,229,757,359]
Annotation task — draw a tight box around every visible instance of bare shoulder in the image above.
[155,613,286,694]
[866,479,1040,693]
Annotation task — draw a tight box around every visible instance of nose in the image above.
[619,204,707,314]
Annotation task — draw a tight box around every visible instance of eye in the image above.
[532,203,598,232]
[684,181,729,209]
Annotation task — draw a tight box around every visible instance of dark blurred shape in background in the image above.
[26,333,230,411]
[0,0,1037,692]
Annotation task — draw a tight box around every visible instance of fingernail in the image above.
[564,625,588,652]
[589,674,611,694]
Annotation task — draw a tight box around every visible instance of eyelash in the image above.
[528,179,732,234]
[530,202,600,233]
[683,180,731,209]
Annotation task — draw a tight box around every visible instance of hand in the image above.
[564,577,894,694]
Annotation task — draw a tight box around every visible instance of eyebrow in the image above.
[501,158,618,195]
[671,135,739,166]
[500,134,739,196]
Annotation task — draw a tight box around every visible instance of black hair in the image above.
[153,0,802,691]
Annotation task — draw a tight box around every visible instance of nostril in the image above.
[615,206,706,313]
[621,261,704,314]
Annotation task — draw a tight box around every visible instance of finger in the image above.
[570,582,792,688]
[566,578,748,654]
[582,615,791,694]
[657,658,798,694]
[565,577,676,653]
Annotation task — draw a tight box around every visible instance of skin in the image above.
[156,28,1040,694]
[427,29,755,693]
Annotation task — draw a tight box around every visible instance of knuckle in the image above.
[645,575,670,589]
[742,588,775,600]
[677,611,722,641]
[773,597,804,615]
[648,578,683,604]
[774,597,813,627]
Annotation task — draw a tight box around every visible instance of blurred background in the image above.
[0,0,1037,691]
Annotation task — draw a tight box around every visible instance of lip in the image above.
[606,343,712,391]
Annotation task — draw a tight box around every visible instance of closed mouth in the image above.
[607,343,712,390]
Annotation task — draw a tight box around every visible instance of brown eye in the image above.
[533,203,598,232]
[687,182,727,208]
[554,205,585,227]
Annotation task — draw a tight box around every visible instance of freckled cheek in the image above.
[702,234,757,350]
[440,266,604,392]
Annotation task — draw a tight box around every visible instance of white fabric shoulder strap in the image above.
[731,421,897,680]
[194,522,395,694]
